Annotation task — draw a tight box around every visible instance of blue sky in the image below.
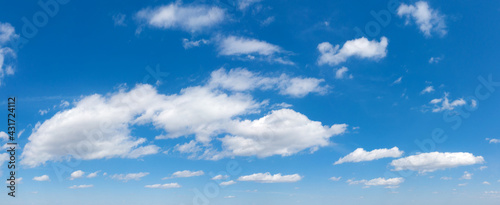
[1,0,500,204]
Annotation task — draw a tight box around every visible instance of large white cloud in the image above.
[347,177,404,188]
[397,1,446,37]
[136,3,225,32]
[209,68,328,97]
[317,37,388,66]
[237,172,302,183]
[334,147,403,165]
[390,152,485,173]
[22,69,347,166]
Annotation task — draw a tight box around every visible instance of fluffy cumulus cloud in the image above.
[145,183,181,189]
[429,93,470,112]
[217,36,293,65]
[110,172,149,182]
[390,152,485,173]
[317,37,388,66]
[347,177,404,188]
[421,86,435,94]
[22,69,347,166]
[209,68,328,97]
[220,109,347,158]
[0,22,17,86]
[397,1,446,37]
[212,175,229,180]
[335,67,352,79]
[33,175,50,182]
[334,147,404,165]
[70,170,85,180]
[136,2,225,32]
[237,172,302,183]
[164,170,204,179]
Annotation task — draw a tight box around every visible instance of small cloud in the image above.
[420,86,435,94]
[440,177,452,180]
[163,170,204,179]
[335,66,352,79]
[145,183,181,189]
[182,38,209,49]
[220,180,236,186]
[211,175,229,180]
[460,171,472,180]
[70,170,85,180]
[329,176,341,181]
[224,195,236,198]
[392,77,402,85]
[429,57,442,64]
[110,172,149,182]
[482,181,490,185]
[87,171,101,178]
[479,166,488,171]
[458,183,467,186]
[33,175,50,182]
[69,184,93,189]
[486,138,500,144]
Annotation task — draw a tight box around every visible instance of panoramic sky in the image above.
[1,0,500,204]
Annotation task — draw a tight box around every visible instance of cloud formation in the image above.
[217,36,293,65]
[397,1,446,37]
[390,152,484,173]
[145,183,181,189]
[164,170,204,179]
[110,172,149,182]
[347,177,404,188]
[318,37,388,66]
[238,172,302,183]
[137,3,225,32]
[334,147,403,165]
[33,175,50,182]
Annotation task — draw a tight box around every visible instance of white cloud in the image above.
[479,166,488,171]
[483,181,490,185]
[164,170,204,179]
[329,176,341,181]
[5,177,22,185]
[217,36,293,65]
[145,183,181,189]
[70,170,85,180]
[335,67,352,79]
[317,37,388,66]
[238,172,302,183]
[429,57,441,64]
[397,1,446,37]
[347,177,404,188]
[0,23,17,43]
[212,175,229,180]
[182,38,209,49]
[220,109,347,158]
[209,68,328,97]
[460,171,472,180]
[110,172,149,182]
[69,184,93,189]
[458,183,467,187]
[429,93,468,112]
[486,138,500,144]
[33,175,50,182]
[0,22,17,86]
[392,77,402,85]
[224,195,236,198]
[238,0,262,10]
[334,147,403,165]
[87,171,100,178]
[220,180,236,186]
[440,177,452,180]
[390,152,485,173]
[0,131,8,141]
[137,3,225,32]
[421,86,435,94]
[22,69,347,165]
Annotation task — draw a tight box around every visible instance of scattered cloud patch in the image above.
[33,175,50,182]
[390,152,484,173]
[112,13,126,26]
[0,22,18,85]
[136,3,225,32]
[238,0,262,10]
[110,172,149,182]
[318,37,388,66]
[335,67,352,79]
[397,1,447,37]
[334,147,403,165]
[217,36,293,65]
[164,170,204,179]
[460,171,472,180]
[329,176,341,181]
[182,38,209,49]
[483,181,490,185]
[87,171,100,178]
[392,77,403,85]
[429,57,441,64]
[220,180,236,186]
[212,175,229,180]
[69,184,93,189]
[347,177,404,188]
[238,172,302,183]
[70,170,85,180]
[429,93,469,112]
[421,86,435,94]
[486,138,500,144]
[145,183,181,189]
